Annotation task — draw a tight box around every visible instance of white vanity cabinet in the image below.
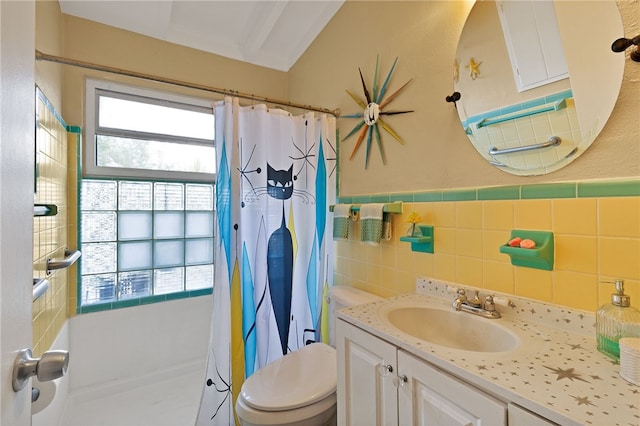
[508,403,559,426]
[397,351,506,425]
[336,317,398,425]
[336,319,507,426]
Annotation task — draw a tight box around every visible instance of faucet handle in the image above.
[484,295,496,312]
[451,288,466,311]
[456,289,467,302]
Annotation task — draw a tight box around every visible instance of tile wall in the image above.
[32,90,73,357]
[334,182,640,313]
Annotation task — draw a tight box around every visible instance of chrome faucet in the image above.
[451,289,501,319]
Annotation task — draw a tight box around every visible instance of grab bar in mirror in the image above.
[489,136,561,156]
[46,249,81,274]
[476,98,567,129]
[33,278,49,301]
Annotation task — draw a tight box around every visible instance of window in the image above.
[85,79,215,181]
[80,180,214,308]
[80,80,216,310]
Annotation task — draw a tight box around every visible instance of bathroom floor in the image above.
[60,367,202,426]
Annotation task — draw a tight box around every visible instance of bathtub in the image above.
[32,295,212,426]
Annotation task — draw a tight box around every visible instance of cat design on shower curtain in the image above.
[265,164,295,355]
[242,161,314,358]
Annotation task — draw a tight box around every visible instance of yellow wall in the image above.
[288,0,639,193]
[58,13,289,127]
[287,0,640,312]
[35,0,63,108]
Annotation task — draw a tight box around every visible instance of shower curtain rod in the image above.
[35,50,339,116]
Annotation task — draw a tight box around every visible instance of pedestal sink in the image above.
[378,304,520,352]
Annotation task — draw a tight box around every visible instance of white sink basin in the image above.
[379,304,520,352]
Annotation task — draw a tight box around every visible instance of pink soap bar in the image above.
[508,237,522,247]
[519,239,536,249]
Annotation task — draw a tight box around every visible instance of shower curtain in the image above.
[196,97,337,425]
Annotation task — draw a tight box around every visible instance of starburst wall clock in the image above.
[342,56,413,169]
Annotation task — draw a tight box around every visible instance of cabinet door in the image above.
[336,319,398,426]
[496,0,568,91]
[508,403,559,426]
[397,351,506,426]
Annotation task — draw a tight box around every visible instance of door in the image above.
[336,319,398,426]
[397,351,506,426]
[0,1,36,425]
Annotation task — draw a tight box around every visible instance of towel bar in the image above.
[476,98,567,129]
[329,202,403,214]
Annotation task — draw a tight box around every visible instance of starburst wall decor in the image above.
[342,56,413,169]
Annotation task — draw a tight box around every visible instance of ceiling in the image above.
[58,1,344,72]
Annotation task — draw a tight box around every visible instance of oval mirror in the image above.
[454,1,624,176]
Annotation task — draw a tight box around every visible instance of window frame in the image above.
[84,78,215,182]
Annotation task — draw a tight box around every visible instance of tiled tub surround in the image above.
[33,89,73,357]
[337,278,639,426]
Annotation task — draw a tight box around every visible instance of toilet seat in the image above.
[240,343,337,412]
[236,391,336,426]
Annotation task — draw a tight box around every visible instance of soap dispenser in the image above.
[596,279,640,361]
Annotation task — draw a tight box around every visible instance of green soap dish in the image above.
[400,225,434,253]
[499,230,554,271]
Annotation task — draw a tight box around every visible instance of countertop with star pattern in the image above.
[337,278,639,426]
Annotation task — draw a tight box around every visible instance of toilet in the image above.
[235,286,382,426]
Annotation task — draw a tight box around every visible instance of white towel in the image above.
[360,203,385,245]
[332,204,352,240]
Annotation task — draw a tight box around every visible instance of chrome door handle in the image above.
[12,349,69,392]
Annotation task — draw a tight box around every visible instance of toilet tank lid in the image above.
[239,343,337,412]
[329,286,383,307]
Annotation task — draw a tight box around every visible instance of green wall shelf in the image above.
[400,225,434,253]
[499,230,554,271]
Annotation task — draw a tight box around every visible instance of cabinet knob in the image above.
[393,374,408,388]
[378,364,394,376]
